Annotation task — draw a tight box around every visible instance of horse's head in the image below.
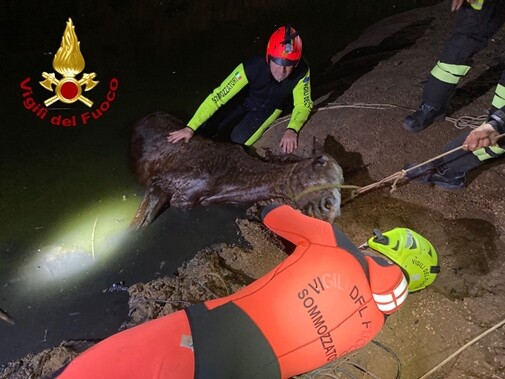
[286,154,344,223]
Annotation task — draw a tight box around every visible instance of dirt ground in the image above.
[2,2,505,378]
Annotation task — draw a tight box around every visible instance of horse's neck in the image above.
[237,160,294,198]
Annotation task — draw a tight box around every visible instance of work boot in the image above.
[403,103,446,133]
[430,168,466,189]
[404,163,466,189]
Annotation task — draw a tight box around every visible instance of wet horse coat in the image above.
[129,112,344,229]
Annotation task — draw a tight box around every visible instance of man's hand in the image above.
[280,129,298,154]
[463,123,500,151]
[452,0,476,11]
[167,127,194,143]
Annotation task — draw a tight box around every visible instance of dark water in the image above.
[0,0,439,366]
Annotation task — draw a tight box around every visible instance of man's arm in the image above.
[463,108,504,150]
[187,63,249,131]
[451,0,478,12]
[279,129,298,154]
[280,69,313,153]
[167,63,249,144]
[167,127,194,143]
[286,69,313,133]
[463,124,500,150]
[452,0,465,11]
[261,204,337,247]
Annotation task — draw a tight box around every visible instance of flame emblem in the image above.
[39,18,98,107]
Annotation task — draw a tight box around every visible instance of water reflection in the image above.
[19,195,137,287]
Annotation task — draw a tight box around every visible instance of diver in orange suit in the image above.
[55,204,439,379]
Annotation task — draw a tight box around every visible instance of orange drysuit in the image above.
[56,204,408,379]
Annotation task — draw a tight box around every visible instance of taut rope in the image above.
[419,317,505,379]
[284,132,505,204]
[292,183,359,202]
[345,132,505,202]
[284,162,358,203]
[274,103,502,202]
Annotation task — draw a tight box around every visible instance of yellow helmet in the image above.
[367,228,440,292]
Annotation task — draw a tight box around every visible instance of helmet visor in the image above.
[268,55,298,67]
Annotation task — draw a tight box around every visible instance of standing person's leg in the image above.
[404,0,505,132]
[425,0,505,109]
[489,69,505,114]
[406,127,505,189]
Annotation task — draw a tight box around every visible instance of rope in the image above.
[293,183,359,202]
[370,340,402,379]
[418,317,505,379]
[270,102,412,128]
[445,114,488,130]
[287,130,505,203]
[342,147,463,201]
[270,101,498,199]
[284,161,359,203]
[270,101,487,132]
[344,131,505,201]
[294,339,401,379]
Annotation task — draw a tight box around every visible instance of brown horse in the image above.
[129,112,344,229]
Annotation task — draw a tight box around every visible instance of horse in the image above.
[129,112,344,229]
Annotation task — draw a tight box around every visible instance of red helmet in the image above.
[266,25,302,67]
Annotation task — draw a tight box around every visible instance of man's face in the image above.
[269,61,293,82]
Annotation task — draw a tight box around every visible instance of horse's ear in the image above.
[311,137,325,157]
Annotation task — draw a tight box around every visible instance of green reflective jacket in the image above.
[187,55,313,133]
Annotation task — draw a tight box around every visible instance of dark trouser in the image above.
[423,0,505,110]
[439,130,505,175]
[198,97,274,145]
[492,69,505,112]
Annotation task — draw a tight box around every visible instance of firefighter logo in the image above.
[39,18,98,107]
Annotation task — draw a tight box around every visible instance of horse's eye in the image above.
[313,155,327,167]
[324,198,333,210]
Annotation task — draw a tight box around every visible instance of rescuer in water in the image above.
[54,204,439,379]
[167,25,313,154]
